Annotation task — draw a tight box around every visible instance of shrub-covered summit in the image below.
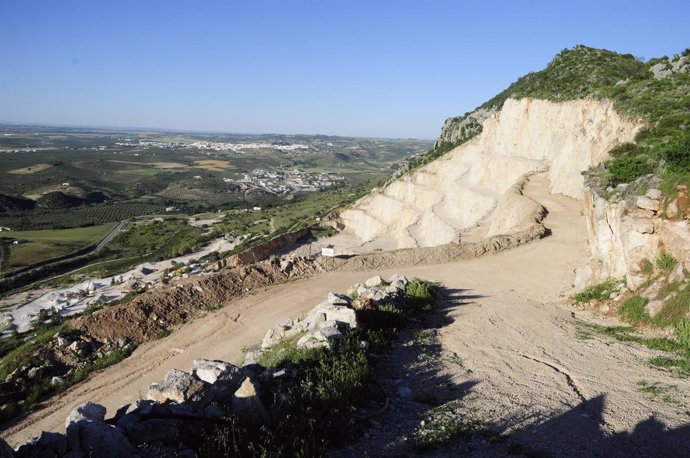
[426,45,690,192]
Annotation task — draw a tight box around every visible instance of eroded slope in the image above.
[338,98,642,249]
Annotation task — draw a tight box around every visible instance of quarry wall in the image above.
[338,97,642,250]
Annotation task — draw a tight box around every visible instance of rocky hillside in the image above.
[337,45,689,284]
[436,45,690,193]
[338,98,639,248]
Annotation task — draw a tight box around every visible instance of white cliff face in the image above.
[578,191,661,290]
[578,189,690,291]
[339,98,642,248]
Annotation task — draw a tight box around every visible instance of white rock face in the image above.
[338,98,642,248]
[581,192,660,289]
[578,189,690,290]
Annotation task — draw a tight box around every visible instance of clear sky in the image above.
[0,0,688,139]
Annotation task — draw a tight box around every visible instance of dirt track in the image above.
[5,173,690,455]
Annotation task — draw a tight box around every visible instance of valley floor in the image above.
[5,174,690,455]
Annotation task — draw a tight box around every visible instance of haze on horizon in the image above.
[1,0,688,139]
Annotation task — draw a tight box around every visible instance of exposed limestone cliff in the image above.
[338,98,642,248]
[577,187,690,290]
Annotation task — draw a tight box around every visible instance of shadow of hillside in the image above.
[328,286,488,456]
[499,395,690,458]
[329,286,690,457]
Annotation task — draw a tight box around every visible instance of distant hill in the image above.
[0,193,36,213]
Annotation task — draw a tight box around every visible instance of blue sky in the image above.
[0,1,688,139]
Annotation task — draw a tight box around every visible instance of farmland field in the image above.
[0,202,166,230]
[0,223,117,273]
[0,125,430,290]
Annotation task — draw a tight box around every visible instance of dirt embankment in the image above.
[209,229,309,270]
[71,256,321,344]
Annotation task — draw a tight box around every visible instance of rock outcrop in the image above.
[338,98,642,249]
[576,186,690,290]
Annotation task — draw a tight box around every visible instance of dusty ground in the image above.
[5,174,690,455]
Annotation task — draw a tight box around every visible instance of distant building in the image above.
[0,227,11,232]
[253,206,262,211]
[193,175,202,180]
[321,245,335,257]
[62,182,70,186]
[165,207,176,212]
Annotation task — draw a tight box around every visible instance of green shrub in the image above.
[405,279,437,313]
[656,252,677,271]
[609,142,646,158]
[617,296,650,323]
[652,284,690,327]
[605,156,655,187]
[573,279,618,303]
[258,334,324,368]
[663,133,690,171]
[674,319,690,348]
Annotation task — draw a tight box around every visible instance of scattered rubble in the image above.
[7,274,413,457]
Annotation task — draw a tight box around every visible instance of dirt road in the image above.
[6,174,690,455]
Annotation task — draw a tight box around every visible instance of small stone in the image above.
[327,292,351,306]
[644,300,664,317]
[75,421,135,457]
[667,199,679,218]
[646,189,663,200]
[365,275,383,287]
[636,196,660,212]
[280,259,293,273]
[315,326,344,343]
[26,366,42,379]
[193,359,242,386]
[50,376,63,387]
[668,262,686,284]
[56,336,69,347]
[232,377,268,426]
[147,369,213,407]
[65,401,107,428]
[387,274,409,286]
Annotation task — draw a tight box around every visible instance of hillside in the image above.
[333,46,689,251]
[4,45,690,457]
[434,45,690,193]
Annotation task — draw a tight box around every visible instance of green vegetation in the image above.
[579,322,690,377]
[111,218,205,259]
[156,328,172,339]
[653,282,690,327]
[0,201,165,231]
[617,296,650,323]
[675,319,690,348]
[415,399,485,449]
[640,258,655,276]
[201,280,439,456]
[656,252,678,271]
[0,310,137,423]
[572,279,619,303]
[0,223,116,274]
[636,380,684,408]
[405,278,438,313]
[257,333,324,368]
